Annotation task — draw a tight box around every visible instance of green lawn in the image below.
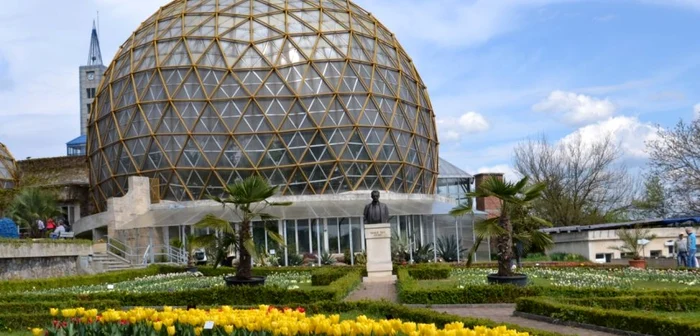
[640,311,700,323]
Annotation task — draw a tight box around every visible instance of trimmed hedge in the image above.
[397,269,700,304]
[311,267,353,286]
[0,266,162,293]
[516,297,700,336]
[403,264,451,280]
[557,295,700,312]
[0,269,362,306]
[0,300,120,331]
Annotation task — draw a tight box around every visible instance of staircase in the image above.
[93,252,144,272]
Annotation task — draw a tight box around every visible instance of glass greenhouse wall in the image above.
[0,143,17,190]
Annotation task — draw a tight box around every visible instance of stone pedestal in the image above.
[364,223,395,283]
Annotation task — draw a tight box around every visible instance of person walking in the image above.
[686,228,697,268]
[675,233,688,267]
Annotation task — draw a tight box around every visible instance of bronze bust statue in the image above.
[363,190,389,224]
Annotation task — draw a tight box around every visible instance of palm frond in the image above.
[464,236,484,267]
[449,202,473,217]
[528,230,554,251]
[474,217,507,239]
[266,228,286,247]
[195,214,235,234]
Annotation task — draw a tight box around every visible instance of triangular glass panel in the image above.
[117,80,137,109]
[234,46,272,69]
[372,67,393,96]
[219,40,247,67]
[134,71,154,99]
[248,134,275,167]
[290,35,317,58]
[186,38,211,64]
[341,94,366,123]
[255,38,284,65]
[241,103,274,133]
[286,13,315,34]
[197,42,227,68]
[400,76,417,104]
[285,168,309,195]
[282,131,313,162]
[174,71,206,100]
[378,133,400,161]
[252,20,281,41]
[257,13,286,33]
[403,103,418,130]
[141,103,165,131]
[304,135,335,163]
[357,16,376,35]
[252,0,273,14]
[158,17,183,39]
[391,104,411,131]
[217,16,246,37]
[263,136,294,166]
[98,117,117,146]
[282,100,315,130]
[221,0,251,15]
[352,63,373,89]
[321,12,346,32]
[115,108,136,137]
[177,137,209,168]
[235,70,270,95]
[184,14,211,34]
[217,138,246,168]
[213,100,245,131]
[315,61,344,91]
[406,137,420,166]
[278,64,307,94]
[300,96,332,125]
[258,70,293,96]
[197,69,226,98]
[161,69,189,98]
[277,39,307,65]
[399,53,416,79]
[324,33,349,57]
[163,41,192,66]
[299,66,332,94]
[193,104,229,133]
[339,64,366,93]
[296,10,321,30]
[375,97,396,123]
[348,35,370,62]
[156,105,188,134]
[258,98,294,130]
[155,39,178,66]
[213,72,248,98]
[189,15,217,37]
[377,25,394,44]
[156,135,187,165]
[134,45,156,71]
[375,43,396,67]
[313,36,342,60]
[392,130,410,160]
[322,128,351,158]
[260,168,289,188]
[125,138,148,170]
[344,130,370,161]
[221,19,251,42]
[382,68,400,90]
[174,101,205,131]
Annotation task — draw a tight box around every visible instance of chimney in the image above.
[474,173,504,219]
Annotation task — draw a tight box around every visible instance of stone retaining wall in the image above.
[0,241,97,280]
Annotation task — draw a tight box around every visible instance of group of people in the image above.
[36,217,71,239]
[674,227,698,268]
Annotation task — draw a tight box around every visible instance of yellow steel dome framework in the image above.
[88,0,439,210]
[0,143,18,190]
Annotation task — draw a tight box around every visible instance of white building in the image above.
[543,218,700,263]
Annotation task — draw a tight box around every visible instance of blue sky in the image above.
[0,0,699,180]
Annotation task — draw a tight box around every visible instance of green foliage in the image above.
[196,175,291,280]
[0,238,92,246]
[0,267,162,293]
[7,188,62,238]
[412,242,434,263]
[609,226,657,260]
[320,252,336,265]
[548,253,588,262]
[311,268,353,286]
[516,297,700,336]
[403,264,451,280]
[435,235,466,262]
[396,269,700,304]
[342,249,366,265]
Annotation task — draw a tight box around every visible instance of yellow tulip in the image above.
[194,327,203,336]
[224,325,234,334]
[61,309,77,318]
[31,328,43,336]
[153,321,163,332]
[49,308,58,317]
[166,325,176,336]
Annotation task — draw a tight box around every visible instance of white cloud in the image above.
[533,91,617,125]
[562,116,658,159]
[477,165,520,183]
[437,112,490,142]
[694,103,700,120]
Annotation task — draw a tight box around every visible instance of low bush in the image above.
[0,267,161,293]
[397,269,700,304]
[516,297,700,336]
[403,263,451,280]
[311,267,352,286]
[0,300,120,331]
[557,295,700,312]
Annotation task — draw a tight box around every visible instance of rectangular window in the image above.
[87,88,96,99]
[595,253,604,260]
[87,103,92,113]
[650,250,662,258]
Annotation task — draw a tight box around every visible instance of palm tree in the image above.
[450,176,552,277]
[609,226,657,260]
[8,188,62,238]
[195,176,290,280]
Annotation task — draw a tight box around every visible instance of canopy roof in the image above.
[122,197,485,229]
[438,158,472,179]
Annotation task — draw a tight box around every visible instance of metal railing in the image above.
[106,237,188,266]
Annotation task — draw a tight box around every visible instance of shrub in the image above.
[311,267,352,286]
[549,253,588,262]
[516,297,700,336]
[403,264,451,280]
[0,267,161,293]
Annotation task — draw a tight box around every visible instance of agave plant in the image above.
[450,176,552,277]
[195,176,291,280]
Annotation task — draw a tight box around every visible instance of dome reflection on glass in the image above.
[88,0,439,210]
[0,143,17,190]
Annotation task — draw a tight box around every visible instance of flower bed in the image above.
[31,305,532,336]
[25,272,312,295]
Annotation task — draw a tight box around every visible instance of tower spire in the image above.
[87,20,103,66]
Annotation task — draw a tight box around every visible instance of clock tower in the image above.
[79,21,107,137]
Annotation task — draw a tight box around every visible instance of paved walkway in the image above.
[431,305,616,336]
[344,282,616,336]
[344,281,398,302]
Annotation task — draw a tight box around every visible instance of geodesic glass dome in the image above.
[0,143,18,189]
[88,0,439,210]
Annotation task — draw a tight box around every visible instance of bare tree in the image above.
[647,119,700,215]
[513,134,634,227]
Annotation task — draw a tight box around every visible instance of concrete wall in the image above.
[0,241,96,280]
[548,227,688,262]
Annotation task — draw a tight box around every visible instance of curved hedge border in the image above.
[515,297,700,336]
[397,269,700,304]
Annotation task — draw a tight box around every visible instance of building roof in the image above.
[438,158,472,179]
[67,135,87,146]
[541,217,700,234]
[121,194,487,229]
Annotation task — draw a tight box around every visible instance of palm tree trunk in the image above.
[236,221,252,280]
[497,213,514,276]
